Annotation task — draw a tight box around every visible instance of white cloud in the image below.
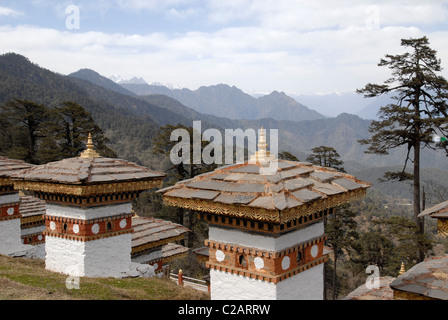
[0,6,23,17]
[1,1,448,95]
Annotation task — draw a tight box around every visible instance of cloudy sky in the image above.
[1,0,448,96]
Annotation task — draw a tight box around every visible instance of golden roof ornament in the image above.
[399,261,406,276]
[249,127,275,163]
[80,133,101,158]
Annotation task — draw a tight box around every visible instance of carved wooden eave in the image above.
[13,179,164,197]
[0,156,33,193]
[10,156,165,204]
[163,187,367,225]
[419,200,448,237]
[158,159,370,233]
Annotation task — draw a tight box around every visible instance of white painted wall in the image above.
[210,264,324,300]
[209,221,324,251]
[0,219,24,255]
[208,222,325,300]
[276,264,324,300]
[45,203,132,220]
[45,233,132,278]
[210,269,277,300]
[0,193,20,205]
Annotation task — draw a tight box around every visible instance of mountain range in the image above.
[119,82,326,122]
[0,53,446,200]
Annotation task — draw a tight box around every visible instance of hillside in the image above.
[0,255,208,300]
[70,67,448,172]
[120,82,325,121]
[1,53,447,182]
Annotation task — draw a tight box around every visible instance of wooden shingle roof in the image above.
[391,255,448,300]
[0,156,33,180]
[12,157,165,185]
[131,216,189,255]
[419,200,448,219]
[157,160,370,224]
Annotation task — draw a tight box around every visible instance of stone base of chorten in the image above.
[0,218,36,257]
[45,234,156,278]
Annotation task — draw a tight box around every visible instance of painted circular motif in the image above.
[311,245,319,258]
[38,235,43,241]
[282,256,290,270]
[7,207,14,215]
[254,257,264,270]
[73,224,80,234]
[91,223,100,234]
[119,219,127,229]
[50,221,56,231]
[215,250,225,262]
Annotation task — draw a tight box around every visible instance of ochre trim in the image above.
[21,215,45,228]
[163,188,366,224]
[438,219,448,237]
[44,228,133,242]
[0,178,11,187]
[393,289,435,300]
[13,180,163,197]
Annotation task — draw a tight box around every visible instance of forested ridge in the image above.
[0,52,447,299]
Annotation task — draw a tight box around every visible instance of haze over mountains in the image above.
[0,53,446,200]
[119,81,326,122]
[113,75,387,120]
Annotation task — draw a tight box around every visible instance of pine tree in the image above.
[38,101,116,163]
[152,124,217,248]
[307,146,345,172]
[357,36,448,261]
[0,98,48,164]
[307,145,354,299]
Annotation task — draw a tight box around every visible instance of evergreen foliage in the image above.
[357,36,448,261]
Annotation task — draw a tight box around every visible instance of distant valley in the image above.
[0,53,446,201]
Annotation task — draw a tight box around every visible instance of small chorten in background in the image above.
[12,135,165,278]
[0,157,34,256]
[399,261,406,276]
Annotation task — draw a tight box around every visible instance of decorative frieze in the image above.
[198,208,332,235]
[438,218,448,237]
[43,213,133,242]
[205,235,328,284]
[164,188,366,225]
[22,232,45,245]
[0,203,21,221]
[14,180,163,198]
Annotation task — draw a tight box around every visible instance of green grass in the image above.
[0,255,209,300]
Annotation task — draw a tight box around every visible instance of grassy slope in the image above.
[0,255,209,300]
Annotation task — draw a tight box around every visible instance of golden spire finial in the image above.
[80,133,101,158]
[399,261,406,276]
[249,127,275,163]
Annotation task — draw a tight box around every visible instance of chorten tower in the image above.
[158,128,370,300]
[12,134,165,277]
[0,157,33,255]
